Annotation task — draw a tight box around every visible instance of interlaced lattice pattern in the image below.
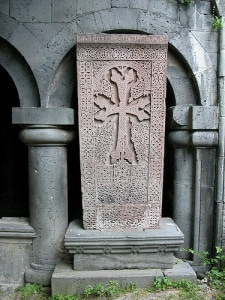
[77,34,168,230]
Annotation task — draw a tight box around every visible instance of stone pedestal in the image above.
[20,125,74,285]
[51,217,185,295]
[65,218,184,271]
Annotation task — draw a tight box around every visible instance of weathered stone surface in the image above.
[148,0,178,21]
[191,106,219,130]
[24,23,65,46]
[167,106,219,131]
[0,0,9,16]
[130,0,148,10]
[191,31,218,70]
[77,34,168,230]
[167,106,190,129]
[52,263,164,295]
[0,13,19,41]
[52,0,77,22]
[52,261,196,295]
[191,132,218,147]
[65,218,184,270]
[216,0,225,15]
[76,13,99,33]
[20,126,74,286]
[77,0,111,15]
[111,0,129,8]
[173,148,194,258]
[0,218,35,285]
[163,261,196,282]
[0,218,35,237]
[8,24,43,69]
[10,0,51,22]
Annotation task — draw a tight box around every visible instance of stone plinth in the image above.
[51,261,196,296]
[52,265,164,295]
[77,34,168,230]
[65,218,184,271]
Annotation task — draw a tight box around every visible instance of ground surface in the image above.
[0,284,215,300]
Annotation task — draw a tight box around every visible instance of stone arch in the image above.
[44,7,215,107]
[0,38,40,107]
[47,34,199,109]
[47,47,76,108]
[167,45,199,106]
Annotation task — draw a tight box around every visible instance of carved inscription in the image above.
[77,34,168,230]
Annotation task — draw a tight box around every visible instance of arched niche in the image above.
[0,38,40,107]
[0,65,29,217]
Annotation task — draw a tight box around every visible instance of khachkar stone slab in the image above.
[77,34,168,230]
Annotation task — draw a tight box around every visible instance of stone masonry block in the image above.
[111,0,129,8]
[10,0,51,22]
[137,10,150,33]
[130,0,148,10]
[24,23,65,46]
[163,261,197,282]
[180,6,212,31]
[52,263,163,295]
[0,12,19,40]
[76,13,99,33]
[94,8,139,32]
[167,106,190,129]
[77,0,111,15]
[196,0,211,15]
[52,0,77,22]
[0,218,35,285]
[8,24,43,68]
[12,108,75,125]
[191,106,219,130]
[0,0,9,16]
[148,0,178,21]
[216,0,225,16]
[191,31,218,54]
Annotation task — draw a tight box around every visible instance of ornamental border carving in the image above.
[77,34,168,230]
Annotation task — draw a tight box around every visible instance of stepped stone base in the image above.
[64,218,184,271]
[51,261,196,295]
[52,217,189,295]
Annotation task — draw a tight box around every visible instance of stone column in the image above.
[20,125,74,286]
[169,131,193,259]
[169,130,218,260]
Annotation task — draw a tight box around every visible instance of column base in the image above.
[25,263,55,286]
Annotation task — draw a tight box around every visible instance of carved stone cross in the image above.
[77,34,168,230]
[94,66,150,164]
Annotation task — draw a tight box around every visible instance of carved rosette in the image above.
[77,34,168,230]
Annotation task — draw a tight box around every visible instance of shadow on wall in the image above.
[0,65,29,217]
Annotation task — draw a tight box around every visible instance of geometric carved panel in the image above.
[77,34,168,230]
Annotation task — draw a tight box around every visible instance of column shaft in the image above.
[20,125,74,285]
